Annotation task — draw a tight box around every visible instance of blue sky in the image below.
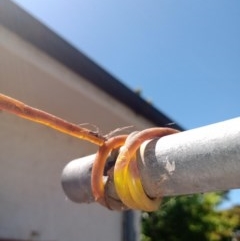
[13,0,240,208]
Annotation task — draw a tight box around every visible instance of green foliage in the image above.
[141,193,239,241]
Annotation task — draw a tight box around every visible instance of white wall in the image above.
[0,114,123,241]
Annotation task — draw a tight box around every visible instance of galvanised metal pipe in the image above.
[61,117,240,206]
[139,117,240,198]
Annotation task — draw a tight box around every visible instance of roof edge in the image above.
[0,0,184,130]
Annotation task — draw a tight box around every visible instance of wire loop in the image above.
[91,135,127,206]
[92,127,179,211]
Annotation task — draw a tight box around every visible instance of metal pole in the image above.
[61,117,240,208]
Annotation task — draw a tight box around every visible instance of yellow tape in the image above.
[114,128,179,211]
[114,145,160,211]
[114,147,138,209]
[127,157,160,211]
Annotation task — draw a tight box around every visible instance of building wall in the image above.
[0,26,150,240]
[0,113,122,241]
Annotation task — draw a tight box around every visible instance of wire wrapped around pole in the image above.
[62,117,240,211]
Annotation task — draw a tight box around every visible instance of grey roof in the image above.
[0,0,183,130]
